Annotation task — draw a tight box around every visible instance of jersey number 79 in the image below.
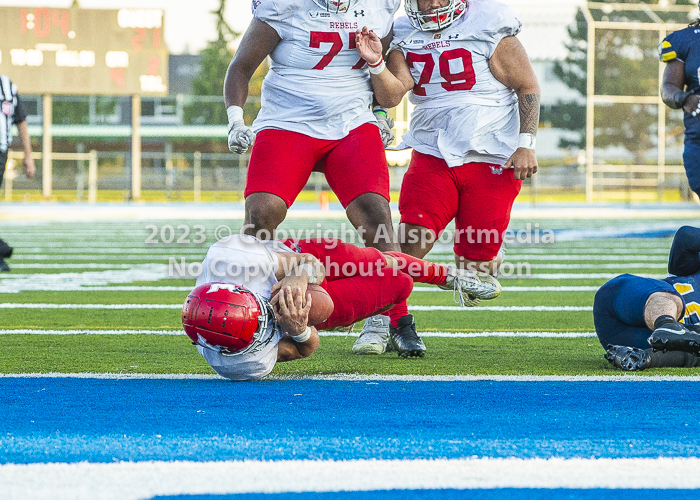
[406,48,476,96]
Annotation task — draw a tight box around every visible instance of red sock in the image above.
[385,252,448,286]
[386,301,409,327]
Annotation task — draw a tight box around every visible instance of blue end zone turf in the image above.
[3,379,700,464]
[149,491,700,500]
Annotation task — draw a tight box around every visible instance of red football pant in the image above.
[280,238,413,330]
[245,124,390,208]
[280,239,452,329]
[399,151,522,261]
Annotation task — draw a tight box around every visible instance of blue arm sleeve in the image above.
[668,226,700,276]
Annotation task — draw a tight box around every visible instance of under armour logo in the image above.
[490,166,503,175]
[448,34,460,39]
[354,10,365,16]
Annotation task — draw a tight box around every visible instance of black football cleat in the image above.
[648,316,700,355]
[604,344,652,371]
[0,239,12,259]
[0,258,9,272]
[389,315,426,358]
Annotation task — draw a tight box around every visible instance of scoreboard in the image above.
[0,6,169,95]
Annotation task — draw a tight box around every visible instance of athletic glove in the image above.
[373,107,395,148]
[227,106,256,154]
[604,344,652,371]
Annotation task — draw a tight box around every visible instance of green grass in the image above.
[3,335,699,376]
[0,218,697,377]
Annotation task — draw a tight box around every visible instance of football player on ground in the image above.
[224,0,422,357]
[183,234,489,380]
[595,226,700,371]
[354,0,540,319]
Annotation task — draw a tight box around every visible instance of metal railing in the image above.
[6,150,97,202]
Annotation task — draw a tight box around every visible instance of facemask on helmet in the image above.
[182,282,275,356]
[405,0,467,31]
[311,0,353,14]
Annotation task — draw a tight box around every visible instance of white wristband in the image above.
[226,105,244,128]
[518,133,536,150]
[298,263,318,284]
[692,101,700,117]
[291,326,312,343]
[368,59,386,75]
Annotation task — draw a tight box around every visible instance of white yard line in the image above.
[3,457,700,500]
[507,273,665,279]
[0,329,186,335]
[413,286,599,292]
[2,373,699,381]
[0,329,595,338]
[0,304,592,311]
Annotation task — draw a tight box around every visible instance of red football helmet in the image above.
[182,283,273,355]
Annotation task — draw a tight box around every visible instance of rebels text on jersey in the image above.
[252,0,400,139]
[392,0,522,166]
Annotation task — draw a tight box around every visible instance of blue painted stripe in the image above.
[150,490,700,500]
[3,379,700,464]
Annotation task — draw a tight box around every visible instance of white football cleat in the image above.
[440,267,502,307]
[352,315,391,355]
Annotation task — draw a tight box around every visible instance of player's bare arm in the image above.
[223,19,280,153]
[275,286,320,362]
[490,36,540,180]
[224,19,280,108]
[355,27,414,108]
[661,60,700,114]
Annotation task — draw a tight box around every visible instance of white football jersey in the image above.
[252,0,400,139]
[195,235,294,381]
[393,0,522,166]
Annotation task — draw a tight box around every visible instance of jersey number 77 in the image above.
[310,31,366,70]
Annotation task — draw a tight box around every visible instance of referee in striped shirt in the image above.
[1,74,36,272]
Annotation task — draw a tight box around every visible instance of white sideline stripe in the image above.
[13,255,199,261]
[510,273,666,279]
[504,255,668,261]
[409,306,592,311]
[527,263,666,269]
[0,286,598,293]
[8,264,139,269]
[321,331,597,338]
[0,303,182,309]
[3,373,700,382]
[18,249,206,254]
[12,254,668,262]
[0,329,595,338]
[0,303,593,311]
[73,286,192,292]
[413,286,599,292]
[4,458,700,500]
[0,286,600,293]
[0,329,186,335]
[430,262,666,269]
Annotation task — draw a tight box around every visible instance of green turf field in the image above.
[1,216,699,376]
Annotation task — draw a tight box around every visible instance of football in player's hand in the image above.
[271,284,334,327]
